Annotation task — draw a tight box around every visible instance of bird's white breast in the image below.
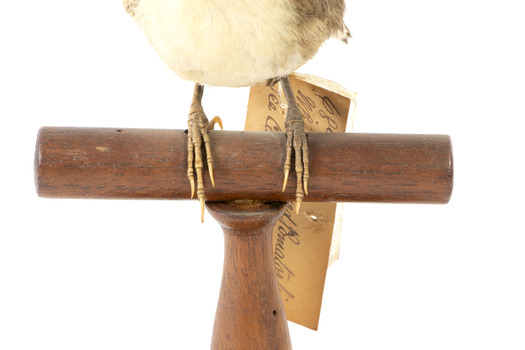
[132,0,309,87]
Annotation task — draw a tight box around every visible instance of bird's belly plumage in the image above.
[131,0,319,87]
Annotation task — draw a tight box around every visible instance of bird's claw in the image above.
[209,116,223,131]
[187,106,217,222]
[282,117,309,214]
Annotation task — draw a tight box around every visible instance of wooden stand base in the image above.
[206,200,293,350]
[33,127,454,348]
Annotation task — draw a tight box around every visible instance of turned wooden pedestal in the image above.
[206,201,292,350]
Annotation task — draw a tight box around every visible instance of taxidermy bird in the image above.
[124,0,350,221]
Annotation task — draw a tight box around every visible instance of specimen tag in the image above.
[245,73,356,330]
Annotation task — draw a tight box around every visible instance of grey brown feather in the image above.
[290,0,349,60]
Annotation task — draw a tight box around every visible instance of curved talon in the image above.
[209,116,223,130]
[282,169,290,192]
[189,177,195,198]
[200,197,205,223]
[208,163,215,188]
[295,200,302,215]
[303,179,309,196]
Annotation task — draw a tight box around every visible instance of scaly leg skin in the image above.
[187,83,222,222]
[280,76,309,214]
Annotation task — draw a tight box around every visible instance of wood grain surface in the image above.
[207,200,292,350]
[34,127,453,203]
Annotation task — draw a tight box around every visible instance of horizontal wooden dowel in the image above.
[34,127,453,203]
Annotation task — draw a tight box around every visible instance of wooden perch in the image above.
[34,127,453,203]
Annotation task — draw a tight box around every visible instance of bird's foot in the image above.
[187,102,222,222]
[282,106,309,214]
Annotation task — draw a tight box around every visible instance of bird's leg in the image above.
[280,75,309,214]
[187,83,222,222]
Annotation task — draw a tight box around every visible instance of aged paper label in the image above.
[245,73,356,330]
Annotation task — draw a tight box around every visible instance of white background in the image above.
[1,1,524,349]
